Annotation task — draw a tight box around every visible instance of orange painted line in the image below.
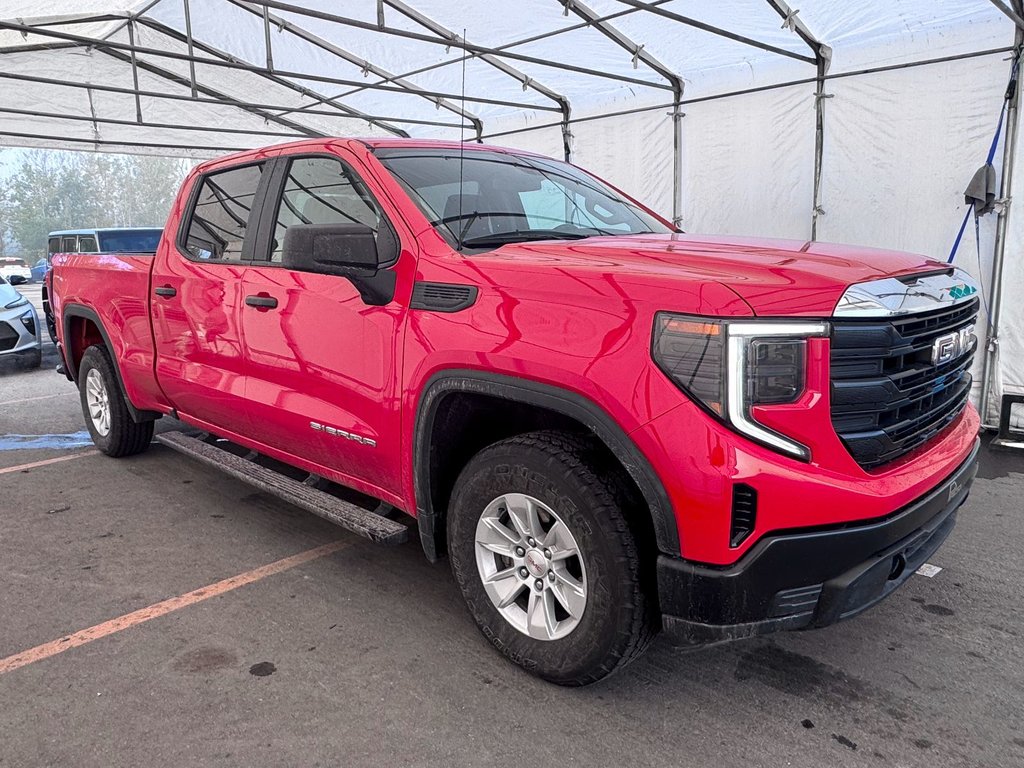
[0,450,98,475]
[0,539,350,676]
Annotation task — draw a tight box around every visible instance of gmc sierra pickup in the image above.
[51,138,981,685]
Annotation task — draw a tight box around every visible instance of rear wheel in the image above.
[447,431,656,686]
[78,345,153,457]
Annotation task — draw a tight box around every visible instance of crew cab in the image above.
[50,138,980,685]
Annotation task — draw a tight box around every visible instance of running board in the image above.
[155,431,408,546]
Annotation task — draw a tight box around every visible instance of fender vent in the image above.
[730,483,757,548]
[411,282,478,312]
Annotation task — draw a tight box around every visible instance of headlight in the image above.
[4,296,28,309]
[653,314,828,459]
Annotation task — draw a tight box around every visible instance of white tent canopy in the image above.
[2,0,1023,426]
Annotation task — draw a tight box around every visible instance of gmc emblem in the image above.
[931,325,974,366]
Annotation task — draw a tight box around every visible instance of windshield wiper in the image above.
[460,230,593,248]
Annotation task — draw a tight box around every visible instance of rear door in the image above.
[239,151,413,498]
[151,161,270,437]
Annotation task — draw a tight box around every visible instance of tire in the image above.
[17,347,42,370]
[447,431,656,686]
[78,345,154,457]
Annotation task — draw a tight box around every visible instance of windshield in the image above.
[96,229,163,253]
[375,148,673,250]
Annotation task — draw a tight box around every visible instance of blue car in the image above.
[30,257,49,282]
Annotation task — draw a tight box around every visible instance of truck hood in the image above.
[495,233,944,316]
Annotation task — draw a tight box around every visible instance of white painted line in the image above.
[0,450,98,475]
[916,563,943,578]
[0,393,74,407]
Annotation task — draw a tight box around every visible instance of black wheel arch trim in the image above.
[413,369,680,562]
[61,303,161,423]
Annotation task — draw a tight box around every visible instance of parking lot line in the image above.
[0,450,98,475]
[0,393,74,407]
[0,539,351,676]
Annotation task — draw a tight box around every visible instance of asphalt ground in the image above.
[1,284,1022,767]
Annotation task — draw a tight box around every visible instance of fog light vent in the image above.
[730,483,757,548]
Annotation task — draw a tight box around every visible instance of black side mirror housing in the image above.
[281,223,379,277]
[280,222,399,306]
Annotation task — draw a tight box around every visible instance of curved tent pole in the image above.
[559,0,686,227]
[380,0,573,159]
[226,0,483,142]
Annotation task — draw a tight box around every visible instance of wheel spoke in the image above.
[488,568,526,608]
[506,494,542,540]
[550,571,586,619]
[477,516,519,556]
[527,589,557,640]
[543,520,579,559]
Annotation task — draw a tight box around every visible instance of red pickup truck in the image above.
[50,138,981,685]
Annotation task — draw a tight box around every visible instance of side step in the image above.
[155,431,408,546]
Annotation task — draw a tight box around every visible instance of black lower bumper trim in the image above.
[658,439,979,643]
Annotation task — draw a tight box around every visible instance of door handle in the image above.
[154,286,176,297]
[245,294,279,310]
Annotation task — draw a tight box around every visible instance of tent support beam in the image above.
[381,0,573,158]
[0,19,558,114]
[0,70,469,128]
[126,19,143,124]
[617,1,815,64]
[0,129,249,153]
[225,1,481,141]
[323,0,672,116]
[991,0,1024,31]
[980,31,1024,427]
[135,17,412,137]
[233,0,672,92]
[560,0,686,226]
[0,105,310,139]
[182,0,198,98]
[99,47,328,139]
[765,0,831,240]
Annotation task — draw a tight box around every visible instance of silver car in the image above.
[0,275,42,369]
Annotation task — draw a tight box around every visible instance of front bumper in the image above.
[657,438,979,643]
[0,303,41,356]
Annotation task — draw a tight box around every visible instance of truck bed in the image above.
[51,252,163,410]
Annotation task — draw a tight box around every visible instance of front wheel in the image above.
[78,345,154,457]
[447,431,656,686]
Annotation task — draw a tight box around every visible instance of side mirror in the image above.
[281,222,399,306]
[282,223,380,277]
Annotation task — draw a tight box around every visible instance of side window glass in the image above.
[270,157,381,263]
[48,237,60,254]
[61,236,77,252]
[78,236,98,253]
[183,164,264,261]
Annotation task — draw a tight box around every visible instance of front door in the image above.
[151,161,268,437]
[239,153,411,498]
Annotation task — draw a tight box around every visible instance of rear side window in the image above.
[48,237,60,254]
[268,156,381,263]
[182,164,264,261]
[78,235,99,253]
[61,236,77,252]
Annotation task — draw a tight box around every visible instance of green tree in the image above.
[0,150,191,258]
